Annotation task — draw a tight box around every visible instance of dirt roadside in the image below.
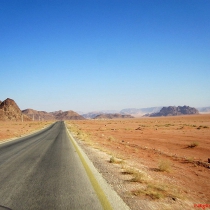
[66,115,210,210]
[0,121,54,142]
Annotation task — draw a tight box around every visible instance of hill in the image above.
[23,109,85,121]
[0,98,31,121]
[147,106,199,117]
[82,112,104,119]
[53,110,85,120]
[22,109,55,121]
[94,113,134,119]
[82,107,162,118]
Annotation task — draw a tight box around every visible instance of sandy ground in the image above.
[66,114,210,210]
[0,121,54,141]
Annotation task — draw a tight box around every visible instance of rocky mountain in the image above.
[53,110,85,120]
[147,106,199,117]
[94,113,134,119]
[22,109,85,121]
[50,110,63,116]
[0,98,31,121]
[22,109,55,121]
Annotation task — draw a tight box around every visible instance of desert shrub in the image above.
[130,172,146,183]
[188,142,199,148]
[122,167,148,183]
[109,156,115,163]
[158,160,171,172]
[108,136,115,141]
[132,184,166,199]
[197,125,209,129]
[109,156,122,164]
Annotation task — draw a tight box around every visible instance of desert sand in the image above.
[0,121,53,141]
[67,114,210,209]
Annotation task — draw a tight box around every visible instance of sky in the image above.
[0,0,210,113]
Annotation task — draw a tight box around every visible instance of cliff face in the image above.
[148,106,199,117]
[0,98,31,121]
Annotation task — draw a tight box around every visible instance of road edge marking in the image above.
[65,124,114,210]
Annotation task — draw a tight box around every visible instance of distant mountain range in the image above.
[0,98,85,121]
[82,107,163,118]
[22,109,85,121]
[81,106,210,118]
[94,113,134,119]
[1,98,209,121]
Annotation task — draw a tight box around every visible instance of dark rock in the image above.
[147,106,199,117]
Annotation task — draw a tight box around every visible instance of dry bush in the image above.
[122,167,148,183]
[130,172,146,183]
[132,183,180,200]
[132,184,166,199]
[109,156,123,164]
[188,142,199,148]
[108,136,115,141]
[158,160,171,172]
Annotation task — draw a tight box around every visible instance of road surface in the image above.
[0,121,105,210]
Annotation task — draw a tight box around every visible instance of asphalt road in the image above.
[0,121,104,210]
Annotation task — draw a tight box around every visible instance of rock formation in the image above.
[147,106,199,117]
[23,109,85,121]
[22,109,55,121]
[0,98,31,121]
[53,110,85,120]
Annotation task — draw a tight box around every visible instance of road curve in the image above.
[0,121,104,210]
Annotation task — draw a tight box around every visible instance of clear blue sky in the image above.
[1,0,210,112]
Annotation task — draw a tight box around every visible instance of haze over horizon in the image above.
[1,1,210,112]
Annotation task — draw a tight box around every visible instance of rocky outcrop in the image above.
[23,109,85,121]
[53,110,85,120]
[22,109,55,121]
[147,106,199,117]
[94,113,134,119]
[0,98,31,121]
